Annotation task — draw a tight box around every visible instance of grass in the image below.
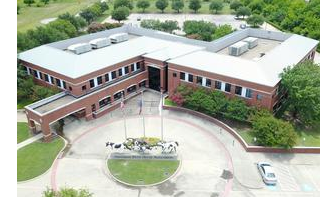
[17,0,98,32]
[17,137,65,181]
[17,99,34,109]
[17,122,31,144]
[107,159,179,185]
[164,98,177,107]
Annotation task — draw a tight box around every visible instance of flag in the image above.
[159,94,162,116]
[120,93,125,109]
[138,99,143,115]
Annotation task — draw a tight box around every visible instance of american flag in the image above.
[120,99,125,109]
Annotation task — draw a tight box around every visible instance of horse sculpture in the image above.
[157,141,179,153]
[105,142,128,150]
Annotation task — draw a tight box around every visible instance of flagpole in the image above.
[121,92,127,140]
[141,91,146,138]
[160,88,164,143]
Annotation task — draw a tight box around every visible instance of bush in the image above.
[252,115,297,149]
[223,97,249,122]
[212,24,234,40]
[87,22,122,33]
[136,0,150,12]
[156,0,169,13]
[183,20,216,41]
[140,19,179,33]
[43,187,93,197]
[111,6,130,23]
[169,93,184,106]
[114,0,134,10]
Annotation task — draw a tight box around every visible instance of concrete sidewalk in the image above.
[17,133,43,150]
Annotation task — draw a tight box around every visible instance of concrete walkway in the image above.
[17,133,43,150]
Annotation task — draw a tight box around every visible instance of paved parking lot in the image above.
[17,91,320,197]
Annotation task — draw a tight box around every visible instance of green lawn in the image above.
[17,122,31,144]
[107,159,179,185]
[164,98,177,107]
[17,137,65,182]
[17,0,98,32]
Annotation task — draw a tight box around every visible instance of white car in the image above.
[257,162,277,185]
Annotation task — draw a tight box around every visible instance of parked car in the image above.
[240,24,247,29]
[257,162,277,185]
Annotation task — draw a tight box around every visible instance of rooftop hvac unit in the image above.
[242,37,258,49]
[67,43,92,54]
[89,38,111,49]
[228,41,249,56]
[109,33,129,43]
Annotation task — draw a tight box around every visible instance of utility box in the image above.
[89,38,111,49]
[243,37,258,49]
[109,33,129,43]
[228,41,249,56]
[67,43,92,54]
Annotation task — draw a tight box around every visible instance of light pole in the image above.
[160,88,164,143]
[141,91,146,138]
[121,92,127,140]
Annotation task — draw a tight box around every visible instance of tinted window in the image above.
[136,62,141,70]
[225,83,231,92]
[235,86,242,95]
[206,79,211,87]
[44,74,49,82]
[180,72,185,80]
[127,85,137,94]
[62,81,67,89]
[39,72,43,80]
[196,76,202,85]
[89,79,95,88]
[118,68,122,76]
[125,66,129,74]
[105,73,109,82]
[50,76,55,84]
[131,64,134,72]
[97,76,102,85]
[245,88,252,98]
[139,80,146,88]
[114,91,123,101]
[56,78,61,87]
[111,71,116,79]
[82,85,87,91]
[99,97,111,108]
[188,74,193,82]
[215,81,221,90]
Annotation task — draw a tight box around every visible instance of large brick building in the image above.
[18,25,319,141]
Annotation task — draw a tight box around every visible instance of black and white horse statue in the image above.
[106,142,128,150]
[157,141,179,153]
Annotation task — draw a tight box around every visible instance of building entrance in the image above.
[148,66,161,91]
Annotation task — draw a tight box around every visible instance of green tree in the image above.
[41,0,50,5]
[58,13,87,31]
[212,24,234,39]
[80,8,98,24]
[248,0,264,14]
[161,20,180,33]
[172,0,184,13]
[246,14,264,28]
[252,115,297,149]
[136,0,150,12]
[209,0,224,14]
[111,6,130,23]
[156,0,169,13]
[230,0,242,11]
[189,0,202,13]
[280,61,320,126]
[224,98,249,122]
[183,20,216,41]
[114,0,134,10]
[141,19,162,30]
[97,1,109,12]
[43,187,93,197]
[48,19,77,38]
[24,0,35,6]
[17,5,21,14]
[236,6,251,19]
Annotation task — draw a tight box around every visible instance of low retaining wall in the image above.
[163,105,320,154]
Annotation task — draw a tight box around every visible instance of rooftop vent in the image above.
[228,41,249,56]
[109,33,129,43]
[242,37,258,49]
[67,43,91,54]
[89,38,111,49]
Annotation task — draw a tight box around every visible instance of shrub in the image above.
[141,19,180,33]
[223,97,249,122]
[114,0,133,10]
[136,0,150,12]
[169,93,184,106]
[156,0,169,13]
[183,20,216,41]
[112,6,130,23]
[43,187,93,197]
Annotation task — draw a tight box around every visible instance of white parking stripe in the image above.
[275,164,300,192]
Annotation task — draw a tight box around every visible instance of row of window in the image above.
[89,62,141,89]
[98,80,146,109]
[179,71,253,99]
[31,68,67,89]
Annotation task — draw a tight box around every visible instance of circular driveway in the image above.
[52,114,233,197]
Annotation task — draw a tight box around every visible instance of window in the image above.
[245,88,252,98]
[225,83,231,92]
[131,64,134,72]
[56,78,61,87]
[118,68,122,77]
[188,74,193,82]
[235,86,242,95]
[99,97,111,108]
[136,62,141,70]
[69,86,72,91]
[127,85,137,94]
[44,74,49,82]
[62,81,67,89]
[173,73,177,77]
[215,81,222,90]
[33,70,38,78]
[180,72,185,80]
[205,79,211,87]
[111,71,117,79]
[50,76,55,84]
[257,94,263,100]
[125,66,129,74]
[97,76,103,85]
[89,79,95,88]
[39,72,43,80]
[82,85,87,91]
[114,91,123,101]
[105,73,109,82]
[196,76,202,85]
[139,80,146,88]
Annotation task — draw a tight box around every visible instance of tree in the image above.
[230,0,242,11]
[209,0,224,14]
[212,24,233,39]
[111,6,130,23]
[280,61,320,126]
[236,6,251,19]
[246,14,264,28]
[48,19,77,38]
[155,0,169,13]
[80,8,98,24]
[136,0,150,13]
[252,115,297,149]
[248,0,264,14]
[189,0,201,13]
[43,187,93,197]
[161,20,180,33]
[41,0,50,5]
[17,5,21,14]
[183,20,216,41]
[172,0,184,13]
[114,0,134,10]
[224,98,249,122]
[24,0,35,6]
[97,1,109,12]
[58,13,87,31]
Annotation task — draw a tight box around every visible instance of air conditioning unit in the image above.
[67,43,92,54]
[243,37,258,49]
[109,33,129,43]
[89,38,111,49]
[228,41,249,56]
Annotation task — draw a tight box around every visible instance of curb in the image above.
[17,135,68,184]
